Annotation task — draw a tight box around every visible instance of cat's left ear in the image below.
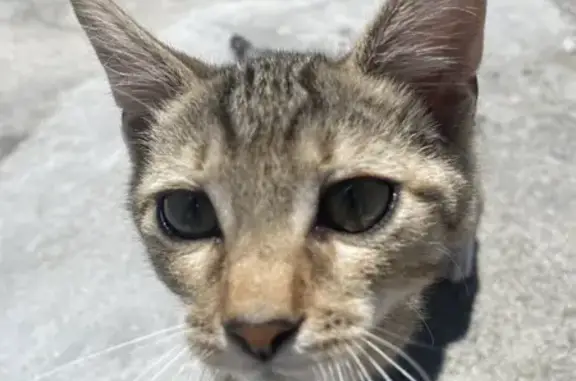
[70,0,213,114]
[347,0,486,132]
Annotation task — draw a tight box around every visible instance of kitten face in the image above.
[70,0,485,380]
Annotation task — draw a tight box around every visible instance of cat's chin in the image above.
[239,368,317,381]
[222,371,313,381]
[197,349,319,381]
[209,362,338,381]
[199,357,318,381]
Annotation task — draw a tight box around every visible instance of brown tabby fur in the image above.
[70,0,486,380]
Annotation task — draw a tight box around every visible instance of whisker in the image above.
[178,349,212,381]
[342,356,358,381]
[370,325,436,349]
[438,244,472,295]
[335,360,345,381]
[344,344,372,381]
[310,364,319,381]
[316,361,330,381]
[351,341,393,381]
[133,345,183,381]
[411,309,435,347]
[327,358,338,381]
[325,361,335,381]
[148,347,188,381]
[33,324,189,380]
[360,336,417,381]
[363,331,432,381]
[172,363,188,381]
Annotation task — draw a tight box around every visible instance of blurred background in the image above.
[1,0,575,380]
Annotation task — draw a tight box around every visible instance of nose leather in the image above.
[224,320,301,361]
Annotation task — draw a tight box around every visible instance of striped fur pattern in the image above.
[70,0,486,380]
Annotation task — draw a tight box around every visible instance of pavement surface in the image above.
[1,0,575,381]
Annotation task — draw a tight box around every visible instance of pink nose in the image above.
[224,319,301,361]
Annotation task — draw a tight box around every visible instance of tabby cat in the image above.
[70,0,486,380]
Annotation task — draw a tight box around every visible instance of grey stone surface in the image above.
[1,0,575,381]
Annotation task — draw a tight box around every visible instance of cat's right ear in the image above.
[70,0,213,115]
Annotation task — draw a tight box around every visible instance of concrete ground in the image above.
[1,0,575,380]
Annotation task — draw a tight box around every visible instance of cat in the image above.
[69,0,486,380]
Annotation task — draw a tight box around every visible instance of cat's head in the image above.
[71,0,485,379]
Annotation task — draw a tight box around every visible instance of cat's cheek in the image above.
[185,297,228,355]
[330,240,382,282]
[295,297,374,352]
[297,279,375,352]
[145,239,223,300]
[370,279,429,324]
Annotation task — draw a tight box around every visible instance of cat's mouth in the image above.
[186,291,424,380]
[193,331,382,381]
[189,331,352,381]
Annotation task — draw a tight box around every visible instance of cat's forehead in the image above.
[223,53,325,146]
[151,53,333,168]
[165,52,423,156]
[144,52,442,197]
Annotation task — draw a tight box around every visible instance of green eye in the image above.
[157,190,221,240]
[316,177,396,234]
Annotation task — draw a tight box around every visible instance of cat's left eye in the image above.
[316,177,396,234]
[157,190,221,240]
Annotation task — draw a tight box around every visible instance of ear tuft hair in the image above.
[70,0,211,114]
[349,0,486,132]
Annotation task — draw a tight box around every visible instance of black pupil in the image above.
[161,190,219,239]
[342,184,364,220]
[318,177,393,234]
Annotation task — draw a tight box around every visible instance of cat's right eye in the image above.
[157,190,221,240]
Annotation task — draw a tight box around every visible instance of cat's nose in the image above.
[224,319,302,361]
